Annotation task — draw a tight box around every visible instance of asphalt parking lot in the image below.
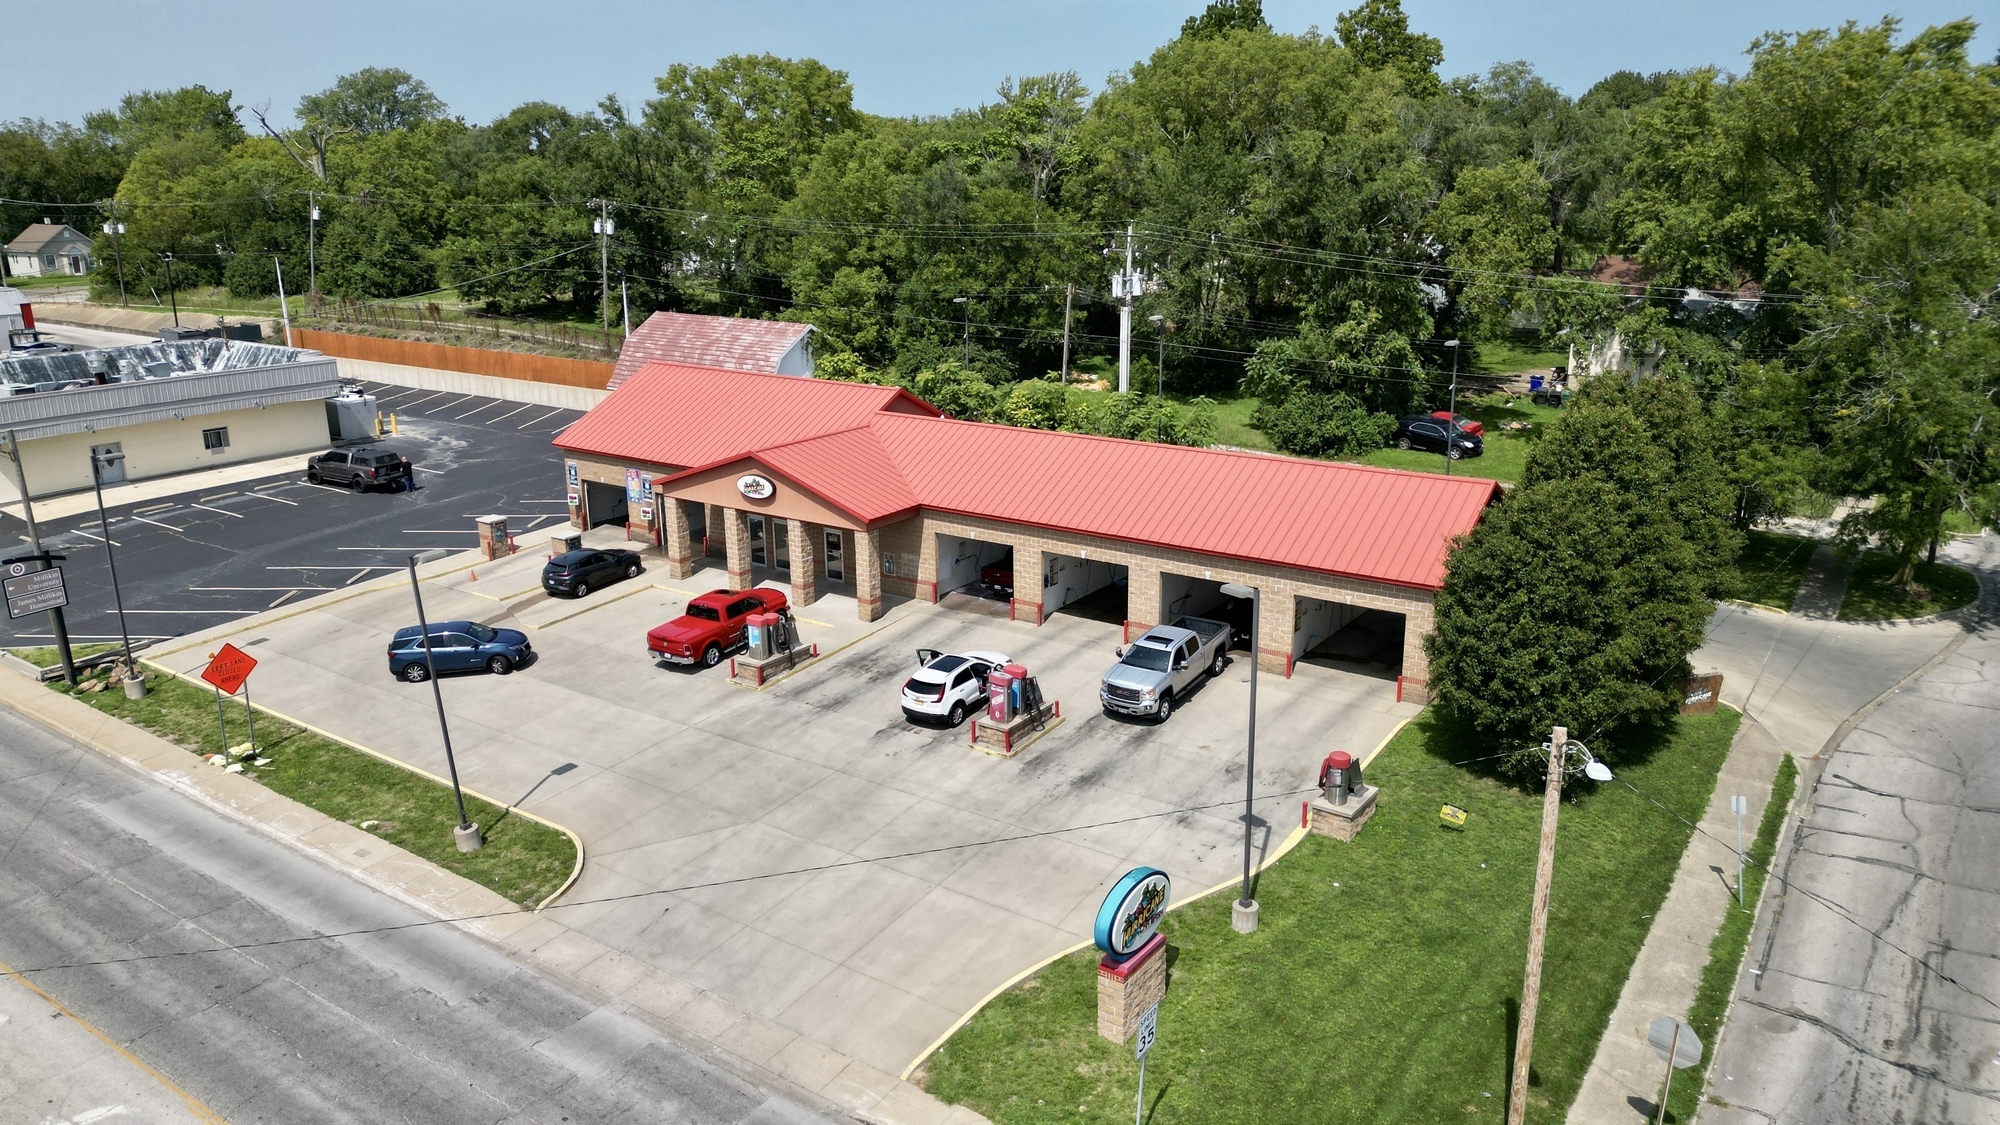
[0,380,580,651]
[144,540,1419,1074]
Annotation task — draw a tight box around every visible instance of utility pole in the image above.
[953,296,971,364]
[620,273,631,339]
[1444,339,1461,476]
[308,194,319,296]
[591,200,614,334]
[1509,725,1566,1125]
[2,430,76,685]
[1111,223,1144,394]
[160,251,180,328]
[103,209,128,307]
[1056,280,1072,380]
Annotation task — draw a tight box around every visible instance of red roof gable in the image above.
[563,363,1499,591]
[607,312,814,390]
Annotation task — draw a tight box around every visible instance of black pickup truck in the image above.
[307,447,410,491]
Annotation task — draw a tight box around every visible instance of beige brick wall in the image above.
[721,508,752,591]
[787,519,818,606]
[1097,947,1168,1043]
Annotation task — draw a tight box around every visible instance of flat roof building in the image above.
[557,362,1499,702]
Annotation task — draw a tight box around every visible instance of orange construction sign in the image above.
[201,643,258,695]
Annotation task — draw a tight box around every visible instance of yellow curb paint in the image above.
[0,954,230,1124]
[899,708,1418,1081]
[142,660,586,913]
[519,580,656,630]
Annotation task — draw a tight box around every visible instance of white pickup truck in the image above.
[1098,616,1231,722]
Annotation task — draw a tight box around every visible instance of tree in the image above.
[1425,476,1712,773]
[1431,158,1556,332]
[85,86,244,151]
[1256,392,1391,457]
[297,68,447,136]
[1180,0,1268,40]
[1334,0,1442,97]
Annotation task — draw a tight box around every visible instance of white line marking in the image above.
[399,530,481,534]
[253,481,292,491]
[269,590,299,608]
[125,514,184,532]
[335,545,447,551]
[453,401,501,420]
[266,565,380,570]
[345,570,376,585]
[401,392,445,408]
[519,409,562,428]
[372,388,420,403]
[9,634,173,640]
[518,499,570,504]
[489,404,530,424]
[136,503,174,514]
[121,609,260,615]
[198,491,238,502]
[72,530,122,546]
[245,491,298,505]
[191,503,243,518]
[301,482,349,494]
[433,394,471,411]
[416,467,445,475]
[189,586,337,591]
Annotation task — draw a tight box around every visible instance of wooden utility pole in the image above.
[1060,282,1074,380]
[1509,725,1566,1125]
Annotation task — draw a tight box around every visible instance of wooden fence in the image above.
[293,329,615,390]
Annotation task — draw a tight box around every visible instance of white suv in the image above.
[901,649,1012,726]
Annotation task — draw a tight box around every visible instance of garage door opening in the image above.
[1042,552,1127,624]
[1159,572,1253,651]
[582,480,628,528]
[1294,596,1403,680]
[935,534,1013,607]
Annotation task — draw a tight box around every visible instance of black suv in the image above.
[1392,416,1483,460]
[543,548,644,598]
[308,448,411,491]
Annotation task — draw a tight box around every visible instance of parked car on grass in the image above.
[902,649,1012,726]
[542,548,643,598]
[1099,616,1231,722]
[647,588,789,667]
[387,621,531,681]
[308,447,411,491]
[1393,416,1483,460]
[1430,410,1484,436]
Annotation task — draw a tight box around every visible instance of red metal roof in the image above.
[564,363,1500,591]
[607,312,814,390]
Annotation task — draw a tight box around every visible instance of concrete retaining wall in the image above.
[338,356,608,411]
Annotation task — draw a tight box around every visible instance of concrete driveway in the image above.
[148,539,1417,1074]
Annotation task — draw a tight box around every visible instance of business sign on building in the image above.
[3,566,67,619]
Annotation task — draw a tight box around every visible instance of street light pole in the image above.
[160,251,180,328]
[1443,339,1461,477]
[1149,313,1167,442]
[89,449,142,698]
[407,549,482,852]
[1219,581,1261,934]
[103,218,128,308]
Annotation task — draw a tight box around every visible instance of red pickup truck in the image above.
[647,588,789,667]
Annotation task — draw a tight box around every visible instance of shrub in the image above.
[1005,379,1068,429]
[1255,392,1393,458]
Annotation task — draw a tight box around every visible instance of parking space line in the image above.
[190,586,338,591]
[371,387,421,403]
[301,482,350,494]
[519,499,569,504]
[198,491,239,502]
[267,565,380,569]
[345,569,380,585]
[136,503,175,514]
[122,608,259,615]
[125,514,184,532]
[399,529,481,534]
[269,590,299,608]
[432,394,471,412]
[191,503,244,518]
[245,492,299,505]
[518,409,562,429]
[488,404,530,424]
[453,401,502,420]
[73,530,121,546]
[416,467,446,475]
[401,392,445,409]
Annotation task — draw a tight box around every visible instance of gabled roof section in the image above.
[5,223,87,254]
[607,312,814,390]
[554,361,939,470]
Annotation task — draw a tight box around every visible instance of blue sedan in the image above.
[387,621,532,682]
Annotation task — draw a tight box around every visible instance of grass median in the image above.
[1837,551,1980,621]
[1731,530,1818,612]
[922,707,1739,1125]
[1667,753,1798,1123]
[30,653,575,910]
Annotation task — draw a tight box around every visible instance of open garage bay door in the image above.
[582,480,628,528]
[1042,552,1126,623]
[1159,572,1253,651]
[935,534,1013,601]
[1295,595,1403,679]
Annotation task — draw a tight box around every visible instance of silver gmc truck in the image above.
[1099,616,1232,722]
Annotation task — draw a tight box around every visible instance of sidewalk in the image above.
[0,654,987,1125]
[1789,544,1853,620]
[2,451,306,524]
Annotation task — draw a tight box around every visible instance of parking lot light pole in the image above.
[408,548,482,852]
[1219,581,1260,933]
[160,252,180,328]
[89,449,142,698]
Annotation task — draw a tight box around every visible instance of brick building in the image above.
[554,363,1499,702]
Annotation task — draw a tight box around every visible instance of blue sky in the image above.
[17,1,1993,128]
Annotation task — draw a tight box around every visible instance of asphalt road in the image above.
[1705,535,2000,1124]
[1,380,580,651]
[0,701,833,1125]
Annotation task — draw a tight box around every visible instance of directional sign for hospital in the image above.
[3,567,68,619]
[201,643,258,695]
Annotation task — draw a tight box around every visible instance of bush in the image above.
[1005,379,1068,429]
[1254,392,1393,458]
[914,361,1004,422]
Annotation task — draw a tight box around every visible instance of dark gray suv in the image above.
[307,448,410,491]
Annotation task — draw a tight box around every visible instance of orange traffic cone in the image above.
[469,569,478,581]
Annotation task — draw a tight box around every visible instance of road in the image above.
[1704,535,2000,1124]
[1,375,580,651]
[0,699,834,1125]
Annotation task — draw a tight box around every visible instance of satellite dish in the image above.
[1584,760,1614,783]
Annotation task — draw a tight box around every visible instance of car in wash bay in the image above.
[647,588,789,667]
[902,649,1012,726]
[542,548,643,597]
[387,621,532,681]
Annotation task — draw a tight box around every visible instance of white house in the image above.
[5,222,95,278]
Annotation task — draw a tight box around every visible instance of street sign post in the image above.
[1133,1002,1158,1125]
[1730,794,1748,904]
[201,644,260,754]
[4,565,68,619]
[1647,1015,1703,1124]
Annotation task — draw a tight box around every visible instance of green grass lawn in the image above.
[1837,551,1980,621]
[1350,392,1558,484]
[8,642,121,668]
[1470,339,1568,376]
[1942,509,1988,535]
[1731,530,1819,612]
[1179,395,1271,451]
[37,658,576,908]
[924,707,1741,1125]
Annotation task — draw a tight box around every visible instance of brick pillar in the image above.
[662,498,695,579]
[704,503,725,558]
[1012,546,1045,624]
[1257,588,1294,676]
[855,528,884,621]
[722,508,753,591]
[1399,594,1434,704]
[787,519,818,606]
[1126,562,1162,633]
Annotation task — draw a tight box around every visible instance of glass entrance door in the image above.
[824,530,844,581]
